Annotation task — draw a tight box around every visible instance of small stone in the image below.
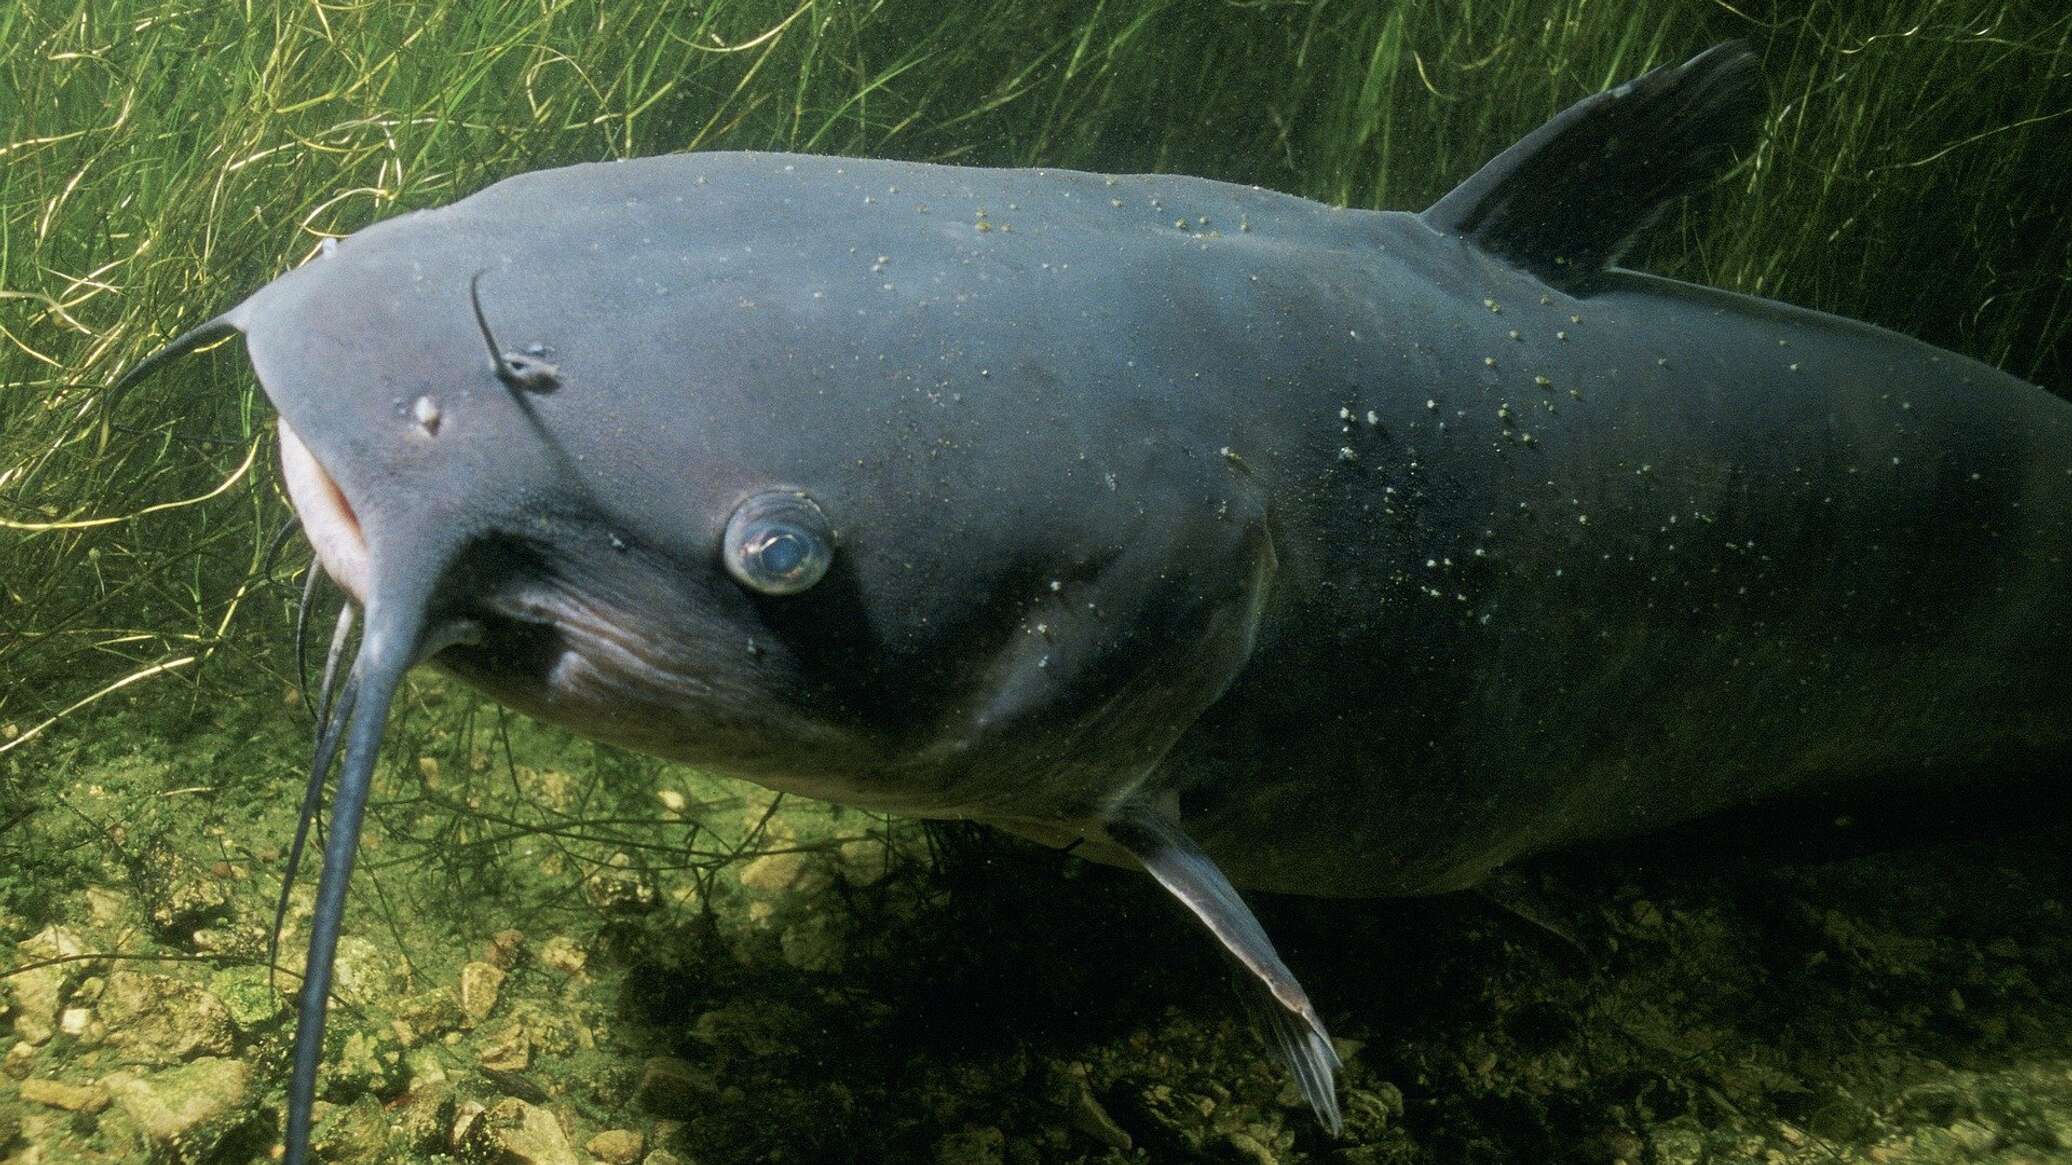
[1220,1130,1279,1165]
[332,1027,409,1098]
[84,886,129,926]
[838,839,895,886]
[99,973,236,1064]
[405,1048,452,1089]
[737,851,829,897]
[459,961,506,1027]
[457,1098,582,1165]
[778,913,848,972]
[449,1099,487,1153]
[1597,1128,1647,1162]
[1652,1123,1709,1165]
[332,935,408,1002]
[103,1057,252,1159]
[643,1153,687,1165]
[634,1056,708,1117]
[390,1082,458,1153]
[485,928,527,969]
[1069,1082,1132,1151]
[1344,1083,1405,1132]
[477,1021,532,1071]
[310,1093,388,1165]
[140,851,234,934]
[692,1001,802,1058]
[539,935,588,976]
[392,988,463,1044]
[586,1128,646,1164]
[583,852,659,915]
[17,1077,111,1113]
[3,1041,36,1080]
[11,926,88,1045]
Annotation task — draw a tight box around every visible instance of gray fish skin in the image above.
[1173,262,2072,897]
[241,147,2071,893]
[110,44,2072,1157]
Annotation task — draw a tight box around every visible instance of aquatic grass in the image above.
[0,0,2066,894]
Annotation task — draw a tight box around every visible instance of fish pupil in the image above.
[756,530,806,576]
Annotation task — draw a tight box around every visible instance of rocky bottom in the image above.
[1,691,2069,1164]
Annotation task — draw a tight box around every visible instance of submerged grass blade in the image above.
[2,0,2065,743]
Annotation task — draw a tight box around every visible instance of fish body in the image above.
[109,44,2071,1159]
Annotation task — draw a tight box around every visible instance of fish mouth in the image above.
[278,417,369,604]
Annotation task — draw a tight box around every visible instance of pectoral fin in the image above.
[1108,803,1343,1134]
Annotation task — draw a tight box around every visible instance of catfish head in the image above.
[109,152,1282,1160]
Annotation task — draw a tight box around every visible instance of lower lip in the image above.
[278,418,371,603]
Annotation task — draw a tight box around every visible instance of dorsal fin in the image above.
[1421,42,1764,294]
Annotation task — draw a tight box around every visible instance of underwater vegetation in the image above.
[2,1,2070,1163]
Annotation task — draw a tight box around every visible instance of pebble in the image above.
[99,972,236,1063]
[737,850,830,897]
[485,928,527,969]
[103,1057,251,1157]
[459,961,507,1027]
[84,886,128,926]
[476,1021,532,1071]
[10,926,87,1045]
[838,838,895,886]
[539,935,588,976]
[2,1041,36,1080]
[16,1077,111,1113]
[390,1082,458,1154]
[391,988,463,1045]
[457,1098,582,1165]
[1067,1081,1131,1151]
[586,1128,646,1163]
[309,1093,388,1164]
[1220,1130,1279,1165]
[633,1056,707,1117]
[142,853,233,933]
[583,852,659,915]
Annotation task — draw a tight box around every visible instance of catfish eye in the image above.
[723,489,833,596]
